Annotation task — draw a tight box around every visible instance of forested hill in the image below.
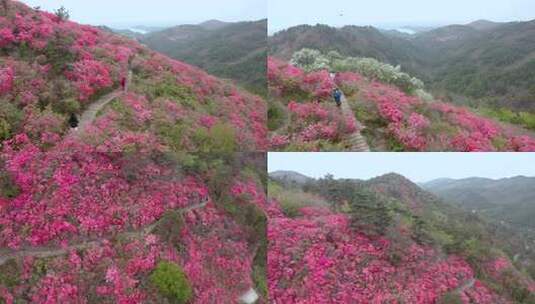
[423,176,535,229]
[269,20,535,110]
[268,172,535,303]
[140,19,267,95]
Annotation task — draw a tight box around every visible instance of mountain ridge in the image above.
[269,19,535,110]
[139,19,267,95]
[423,175,535,229]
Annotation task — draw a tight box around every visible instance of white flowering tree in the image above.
[290,48,331,72]
[299,50,428,94]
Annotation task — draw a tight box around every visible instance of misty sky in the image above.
[268,153,535,183]
[20,0,266,28]
[269,0,535,34]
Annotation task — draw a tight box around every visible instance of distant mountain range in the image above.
[423,176,535,229]
[108,19,267,96]
[269,19,535,110]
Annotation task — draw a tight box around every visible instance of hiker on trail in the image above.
[120,76,127,92]
[333,88,342,107]
[69,113,79,130]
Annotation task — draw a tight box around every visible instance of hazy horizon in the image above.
[19,0,266,29]
[269,0,535,34]
[268,153,535,183]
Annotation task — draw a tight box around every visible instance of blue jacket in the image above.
[334,91,342,101]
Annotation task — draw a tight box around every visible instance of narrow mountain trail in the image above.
[0,200,208,267]
[72,70,133,134]
[454,278,476,294]
[340,93,371,152]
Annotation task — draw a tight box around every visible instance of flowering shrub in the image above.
[0,0,266,152]
[0,27,15,47]
[123,94,153,125]
[268,57,308,99]
[303,70,335,100]
[66,59,113,101]
[0,66,13,94]
[0,2,268,302]
[199,114,217,129]
[268,203,505,303]
[274,49,535,151]
[355,77,535,151]
[269,57,362,150]
[334,71,362,95]
[290,48,330,72]
[269,134,290,149]
[0,148,265,303]
[0,138,209,248]
[277,101,357,149]
[509,135,535,151]
[291,48,425,93]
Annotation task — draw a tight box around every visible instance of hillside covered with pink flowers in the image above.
[0,150,269,303]
[0,1,267,153]
[268,55,535,152]
[268,173,535,303]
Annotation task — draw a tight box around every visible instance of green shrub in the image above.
[150,81,197,109]
[479,107,535,131]
[150,261,193,303]
[437,291,463,304]
[45,35,76,74]
[268,101,286,131]
[54,97,80,114]
[0,118,11,142]
[157,123,186,152]
[153,210,184,248]
[0,259,20,288]
[349,187,393,236]
[0,102,22,142]
[386,136,406,152]
[193,122,236,152]
[0,166,20,199]
[499,270,535,303]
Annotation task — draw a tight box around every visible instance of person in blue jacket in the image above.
[333,88,342,107]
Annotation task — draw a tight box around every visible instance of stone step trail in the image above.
[340,93,371,152]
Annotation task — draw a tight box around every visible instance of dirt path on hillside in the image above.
[72,70,132,134]
[454,278,476,294]
[340,93,371,152]
[0,200,207,266]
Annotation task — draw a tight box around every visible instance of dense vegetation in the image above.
[268,172,535,303]
[141,20,268,96]
[0,0,267,153]
[268,57,361,151]
[269,21,535,112]
[0,1,268,303]
[0,149,269,303]
[268,51,535,151]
